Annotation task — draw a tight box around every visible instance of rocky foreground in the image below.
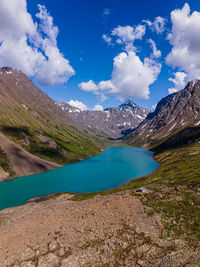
[0,191,199,267]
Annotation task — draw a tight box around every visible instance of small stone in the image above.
[21,248,35,261]
[35,250,40,257]
[57,247,65,257]
[61,255,79,267]
[49,241,58,252]
[38,253,59,267]
[39,244,48,255]
[20,261,36,267]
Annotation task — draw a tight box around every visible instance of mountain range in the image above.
[56,100,149,139]
[1,66,200,180]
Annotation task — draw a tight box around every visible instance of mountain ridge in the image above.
[56,99,149,139]
[126,80,200,149]
[0,67,102,180]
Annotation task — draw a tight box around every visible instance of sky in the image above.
[1,0,200,111]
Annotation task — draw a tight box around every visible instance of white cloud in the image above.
[111,25,146,51]
[0,0,75,87]
[168,88,178,94]
[79,80,98,92]
[68,100,88,111]
[168,71,187,94]
[102,8,111,17]
[143,16,166,34]
[148,39,161,58]
[152,103,157,110]
[79,51,161,100]
[93,104,103,111]
[68,100,104,112]
[166,3,200,82]
[102,34,112,45]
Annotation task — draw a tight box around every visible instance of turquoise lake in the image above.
[0,147,158,210]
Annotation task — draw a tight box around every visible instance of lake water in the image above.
[0,147,158,210]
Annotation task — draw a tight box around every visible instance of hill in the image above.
[0,67,101,180]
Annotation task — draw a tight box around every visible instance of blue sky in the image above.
[1,1,200,110]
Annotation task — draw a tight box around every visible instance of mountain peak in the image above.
[124,99,136,105]
[118,99,137,111]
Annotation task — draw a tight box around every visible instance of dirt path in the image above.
[0,133,61,180]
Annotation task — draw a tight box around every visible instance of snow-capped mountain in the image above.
[56,100,149,138]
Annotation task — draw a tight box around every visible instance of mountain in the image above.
[0,67,101,180]
[56,100,149,139]
[126,80,200,149]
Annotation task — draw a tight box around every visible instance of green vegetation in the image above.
[1,124,102,166]
[0,146,14,176]
[141,189,200,244]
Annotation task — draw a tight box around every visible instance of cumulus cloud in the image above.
[0,0,75,86]
[79,80,98,92]
[68,100,104,112]
[83,19,162,101]
[143,16,166,34]
[68,100,88,111]
[79,51,161,100]
[166,3,200,82]
[168,71,187,94]
[102,24,146,52]
[148,39,161,58]
[93,104,103,111]
[111,25,146,51]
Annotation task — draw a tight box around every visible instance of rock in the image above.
[21,248,35,262]
[49,241,58,252]
[38,253,59,267]
[2,66,12,72]
[39,244,48,255]
[20,261,36,267]
[57,247,65,257]
[60,255,79,267]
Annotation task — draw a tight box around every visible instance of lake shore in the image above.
[1,142,200,265]
[0,147,157,210]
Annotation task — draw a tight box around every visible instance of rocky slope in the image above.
[56,100,149,139]
[1,190,199,266]
[126,80,200,148]
[0,67,101,179]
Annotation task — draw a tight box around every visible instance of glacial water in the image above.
[0,147,158,210]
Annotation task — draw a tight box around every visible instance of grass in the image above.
[0,124,102,166]
[0,146,15,176]
[141,188,200,244]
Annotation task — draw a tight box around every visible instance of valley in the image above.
[0,68,200,266]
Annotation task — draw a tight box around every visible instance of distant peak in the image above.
[118,99,137,110]
[124,99,136,105]
[1,66,12,72]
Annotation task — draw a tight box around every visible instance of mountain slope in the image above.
[126,81,200,148]
[0,67,101,179]
[56,100,149,139]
